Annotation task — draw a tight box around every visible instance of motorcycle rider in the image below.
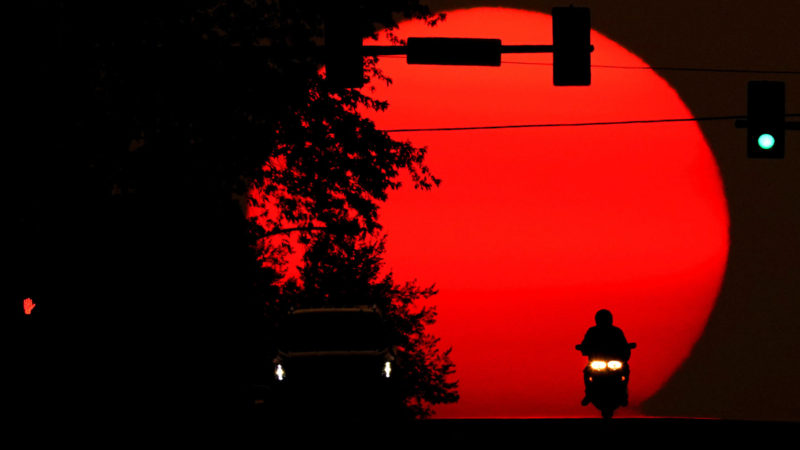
[578,309,631,406]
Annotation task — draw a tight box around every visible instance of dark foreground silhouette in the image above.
[576,309,635,419]
[398,419,797,446]
[150,416,800,446]
[268,306,401,422]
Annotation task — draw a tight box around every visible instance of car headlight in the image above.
[275,363,285,381]
[383,361,392,378]
[607,360,623,370]
[589,360,607,371]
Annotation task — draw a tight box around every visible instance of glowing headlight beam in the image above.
[383,361,392,378]
[607,360,623,370]
[589,360,607,371]
[275,364,285,381]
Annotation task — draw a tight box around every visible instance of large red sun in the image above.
[365,8,729,418]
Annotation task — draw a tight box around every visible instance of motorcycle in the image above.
[575,342,637,419]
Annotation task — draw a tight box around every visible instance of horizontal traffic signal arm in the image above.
[362,39,559,65]
[325,6,593,87]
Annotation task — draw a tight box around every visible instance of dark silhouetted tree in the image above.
[8,0,454,426]
[276,233,458,419]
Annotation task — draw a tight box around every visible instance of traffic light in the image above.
[324,7,364,88]
[552,6,592,86]
[746,81,785,158]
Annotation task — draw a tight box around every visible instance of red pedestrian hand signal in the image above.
[24,298,36,315]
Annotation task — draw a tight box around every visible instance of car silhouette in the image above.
[271,305,396,418]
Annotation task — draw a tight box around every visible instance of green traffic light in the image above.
[758,133,776,150]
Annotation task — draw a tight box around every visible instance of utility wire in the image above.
[378,54,800,74]
[382,114,800,133]
[501,60,800,74]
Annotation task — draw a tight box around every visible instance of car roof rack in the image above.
[288,304,381,316]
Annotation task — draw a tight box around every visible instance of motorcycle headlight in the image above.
[383,361,392,378]
[275,363,286,381]
[589,360,607,371]
[607,360,623,370]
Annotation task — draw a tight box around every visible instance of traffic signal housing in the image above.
[552,6,592,86]
[746,81,785,158]
[324,7,364,88]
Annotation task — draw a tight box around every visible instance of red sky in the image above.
[364,8,729,417]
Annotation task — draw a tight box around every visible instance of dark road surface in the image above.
[16,413,797,446]
[238,417,797,446]
[409,418,796,445]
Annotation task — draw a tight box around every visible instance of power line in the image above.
[381,114,800,133]
[378,54,800,74]
[501,60,800,74]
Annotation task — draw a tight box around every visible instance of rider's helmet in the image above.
[595,309,613,327]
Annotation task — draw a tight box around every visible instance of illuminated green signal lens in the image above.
[758,133,776,150]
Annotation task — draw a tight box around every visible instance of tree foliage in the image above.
[242,2,457,418]
[9,0,457,422]
[278,233,458,418]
